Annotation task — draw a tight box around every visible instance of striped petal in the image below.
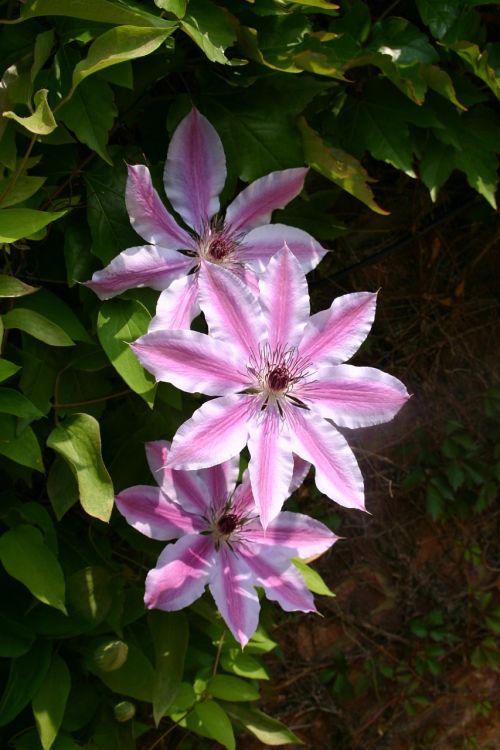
[226,168,308,233]
[164,108,226,233]
[198,261,265,358]
[145,534,215,611]
[209,547,259,648]
[248,409,294,528]
[298,365,410,428]
[145,441,209,515]
[299,292,378,367]
[240,223,327,274]
[259,246,310,351]
[288,408,365,511]
[167,395,254,470]
[244,511,337,558]
[115,485,203,540]
[240,547,316,614]
[198,456,240,512]
[85,245,193,300]
[149,273,200,332]
[131,330,247,395]
[126,164,193,248]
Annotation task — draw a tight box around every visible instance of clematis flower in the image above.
[115,441,337,647]
[132,246,410,528]
[85,107,326,330]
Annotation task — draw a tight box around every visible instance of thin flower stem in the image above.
[212,630,226,677]
[53,389,131,409]
[147,706,196,750]
[0,135,37,207]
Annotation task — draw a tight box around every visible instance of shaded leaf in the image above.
[32,654,71,750]
[58,77,116,164]
[2,308,75,346]
[149,610,189,725]
[46,413,114,522]
[0,175,46,208]
[208,675,259,702]
[66,566,113,624]
[46,457,79,521]
[0,387,43,418]
[0,640,52,727]
[0,611,35,657]
[0,274,38,297]
[181,0,237,64]
[419,134,455,201]
[0,359,21,382]
[88,643,155,702]
[0,416,44,471]
[20,0,172,28]
[18,287,91,343]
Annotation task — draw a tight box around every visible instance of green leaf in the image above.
[0,525,66,612]
[0,359,21,382]
[155,0,187,18]
[58,77,117,164]
[2,308,75,346]
[66,566,113,624]
[20,0,172,28]
[181,0,237,64]
[46,457,79,520]
[17,287,91,343]
[371,17,438,66]
[222,702,302,746]
[448,41,500,101]
[89,643,155,701]
[0,640,52,727]
[72,25,176,88]
[0,611,35,657]
[32,654,71,750]
[31,30,55,84]
[420,65,465,109]
[0,387,43,418]
[149,611,189,725]
[220,650,269,680]
[208,675,259,702]
[190,700,235,750]
[97,299,156,407]
[291,557,335,597]
[0,208,66,243]
[299,117,388,215]
[0,416,44,471]
[0,274,38,297]
[3,89,56,135]
[0,175,46,208]
[415,0,465,40]
[46,413,114,522]
[419,134,455,201]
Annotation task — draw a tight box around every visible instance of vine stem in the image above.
[0,134,37,207]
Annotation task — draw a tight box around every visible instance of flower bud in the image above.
[92,640,128,672]
[114,701,136,722]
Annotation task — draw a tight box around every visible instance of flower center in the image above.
[197,221,239,266]
[267,365,290,393]
[208,235,233,261]
[217,513,238,535]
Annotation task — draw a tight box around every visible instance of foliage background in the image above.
[0,0,498,748]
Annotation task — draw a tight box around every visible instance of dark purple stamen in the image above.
[267,365,289,392]
[217,513,238,535]
[208,236,232,260]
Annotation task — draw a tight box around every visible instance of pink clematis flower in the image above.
[131,247,410,528]
[115,441,337,647]
[85,107,326,330]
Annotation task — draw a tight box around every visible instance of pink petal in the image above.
[126,164,193,248]
[209,547,259,647]
[115,486,203,540]
[226,168,308,233]
[145,441,209,515]
[131,330,247,395]
[248,409,294,529]
[298,365,410,428]
[149,273,200,332]
[145,534,215,611]
[239,547,316,614]
[259,246,310,351]
[244,511,338,558]
[299,292,377,367]
[84,245,194,300]
[290,455,310,493]
[198,261,265,358]
[167,394,254,470]
[231,471,256,516]
[198,455,240,512]
[164,108,226,234]
[288,408,365,511]
[241,223,327,274]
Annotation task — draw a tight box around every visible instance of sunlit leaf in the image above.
[3,89,56,135]
[32,654,71,750]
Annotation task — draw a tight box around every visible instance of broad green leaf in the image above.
[97,60,134,89]
[97,299,156,407]
[32,654,71,750]
[287,0,338,8]
[0,525,66,612]
[420,65,466,109]
[20,0,172,28]
[220,649,269,680]
[46,413,114,522]
[222,702,302,746]
[18,287,91,342]
[46,457,79,520]
[299,117,388,215]
[291,558,335,597]
[415,0,465,40]
[208,675,259,702]
[2,308,75,346]
[181,0,237,64]
[0,611,35,657]
[190,700,235,750]
[155,0,187,18]
[0,274,38,297]
[419,135,455,201]
[0,640,52,727]
[3,89,56,135]
[0,359,21,382]
[448,41,500,101]
[0,416,43,471]
[0,208,65,243]
[149,610,189,725]
[0,387,43,418]
[72,25,176,87]
[371,17,438,67]
[89,643,155,701]
[66,567,113,624]
[0,175,46,208]
[58,77,117,164]
[31,30,55,83]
